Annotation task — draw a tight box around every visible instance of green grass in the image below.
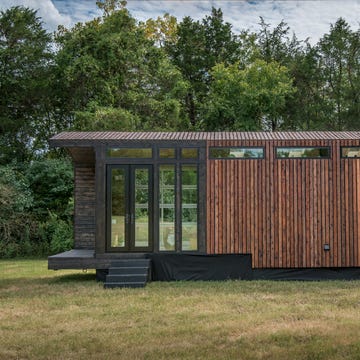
[1,259,360,360]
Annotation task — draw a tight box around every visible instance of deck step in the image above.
[104,258,151,289]
[109,267,149,275]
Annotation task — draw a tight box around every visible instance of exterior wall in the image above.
[206,139,360,268]
[74,165,96,249]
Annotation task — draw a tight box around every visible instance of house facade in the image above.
[48,131,360,280]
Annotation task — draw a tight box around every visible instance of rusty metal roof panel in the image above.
[50,131,360,143]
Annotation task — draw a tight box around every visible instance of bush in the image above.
[0,160,74,258]
[25,158,74,220]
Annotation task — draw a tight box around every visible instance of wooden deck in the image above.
[48,249,147,270]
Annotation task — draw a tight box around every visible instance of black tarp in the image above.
[253,267,360,281]
[148,254,252,281]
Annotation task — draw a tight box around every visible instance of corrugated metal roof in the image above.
[50,131,360,142]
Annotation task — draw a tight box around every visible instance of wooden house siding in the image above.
[206,139,360,269]
[74,165,96,249]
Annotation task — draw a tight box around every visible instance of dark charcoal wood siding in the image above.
[74,165,96,249]
[207,139,360,268]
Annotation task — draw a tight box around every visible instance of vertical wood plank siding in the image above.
[206,140,360,268]
[74,165,96,249]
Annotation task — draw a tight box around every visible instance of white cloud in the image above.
[125,0,359,44]
[0,0,72,31]
[1,0,359,43]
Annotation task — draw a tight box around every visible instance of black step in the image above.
[104,258,151,289]
[109,266,149,275]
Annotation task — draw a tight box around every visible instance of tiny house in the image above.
[48,131,360,282]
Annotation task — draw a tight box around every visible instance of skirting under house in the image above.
[48,131,360,283]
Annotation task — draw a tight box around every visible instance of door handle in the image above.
[131,213,135,224]
[125,214,130,224]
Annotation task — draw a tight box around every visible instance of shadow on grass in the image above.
[1,273,97,291]
[49,272,97,284]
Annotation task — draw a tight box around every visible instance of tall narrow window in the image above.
[181,165,198,251]
[134,168,149,248]
[111,168,126,248]
[159,165,176,251]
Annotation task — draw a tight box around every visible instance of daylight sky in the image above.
[1,0,359,44]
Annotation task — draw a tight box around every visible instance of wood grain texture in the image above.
[74,165,96,249]
[206,139,360,268]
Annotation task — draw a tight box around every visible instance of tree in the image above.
[0,6,53,164]
[257,17,301,65]
[55,4,188,132]
[165,8,244,127]
[318,18,360,130]
[204,60,295,131]
[141,13,178,47]
[25,159,74,220]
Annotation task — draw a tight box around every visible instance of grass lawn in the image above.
[1,259,360,360]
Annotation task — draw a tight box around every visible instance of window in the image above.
[181,165,198,251]
[159,165,176,251]
[341,147,360,158]
[181,148,198,159]
[159,148,176,159]
[210,147,264,159]
[107,148,152,158]
[276,147,330,159]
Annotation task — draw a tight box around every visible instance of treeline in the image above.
[0,0,359,256]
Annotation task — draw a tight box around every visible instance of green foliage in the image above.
[25,159,74,220]
[317,18,360,130]
[38,212,73,254]
[0,160,73,258]
[55,6,189,131]
[165,8,245,126]
[204,60,296,130]
[0,6,53,164]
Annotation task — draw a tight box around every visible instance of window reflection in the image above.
[159,165,175,251]
[181,165,198,251]
[276,147,330,158]
[342,147,360,158]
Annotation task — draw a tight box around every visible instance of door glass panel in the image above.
[111,168,126,248]
[134,168,149,247]
[181,165,198,250]
[159,165,176,251]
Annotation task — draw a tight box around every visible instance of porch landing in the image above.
[48,249,147,270]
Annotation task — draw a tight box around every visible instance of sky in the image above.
[0,0,359,44]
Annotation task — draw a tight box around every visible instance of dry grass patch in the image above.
[1,259,360,359]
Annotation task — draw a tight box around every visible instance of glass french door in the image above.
[107,165,152,252]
